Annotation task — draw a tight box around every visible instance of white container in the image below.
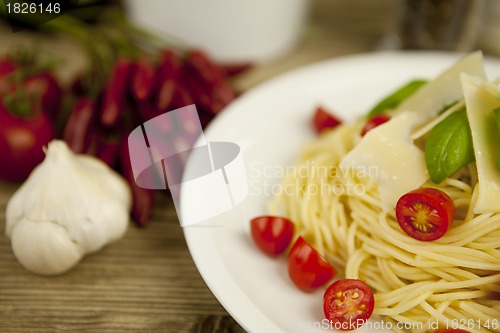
[124,0,310,63]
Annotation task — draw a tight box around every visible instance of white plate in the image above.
[183,51,500,333]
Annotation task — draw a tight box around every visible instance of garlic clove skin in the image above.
[78,155,132,209]
[11,218,84,275]
[6,140,132,275]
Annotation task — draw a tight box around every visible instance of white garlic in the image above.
[5,140,132,275]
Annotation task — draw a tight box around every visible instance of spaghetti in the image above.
[269,120,500,333]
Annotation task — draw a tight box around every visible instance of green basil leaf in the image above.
[438,99,461,115]
[494,107,500,133]
[425,109,475,184]
[493,107,500,170]
[367,79,427,117]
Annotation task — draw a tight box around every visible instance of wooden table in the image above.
[0,1,398,332]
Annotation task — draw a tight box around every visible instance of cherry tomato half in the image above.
[250,216,294,256]
[323,279,375,331]
[312,106,342,134]
[396,188,455,241]
[361,114,390,136]
[288,236,336,291]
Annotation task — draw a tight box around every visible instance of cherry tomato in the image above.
[0,101,55,182]
[396,188,455,241]
[323,279,375,331]
[313,106,342,134]
[250,216,294,256]
[361,114,390,136]
[288,236,336,291]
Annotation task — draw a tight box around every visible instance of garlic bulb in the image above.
[5,140,131,275]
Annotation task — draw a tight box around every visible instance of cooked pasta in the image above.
[268,121,500,333]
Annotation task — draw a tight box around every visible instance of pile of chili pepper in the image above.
[0,6,248,227]
[64,48,241,227]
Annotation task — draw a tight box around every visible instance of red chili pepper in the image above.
[179,67,212,108]
[70,74,85,97]
[155,49,182,111]
[181,68,229,115]
[221,63,253,77]
[137,102,157,122]
[184,50,236,114]
[185,49,226,87]
[197,107,215,128]
[120,137,154,228]
[131,183,155,228]
[63,98,97,154]
[100,59,133,127]
[157,79,176,111]
[130,56,156,103]
[171,81,194,109]
[70,69,102,99]
[96,139,120,168]
[210,80,236,113]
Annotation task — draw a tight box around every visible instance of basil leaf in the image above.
[494,107,500,170]
[425,109,475,184]
[438,99,461,115]
[367,79,427,117]
[494,107,500,133]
